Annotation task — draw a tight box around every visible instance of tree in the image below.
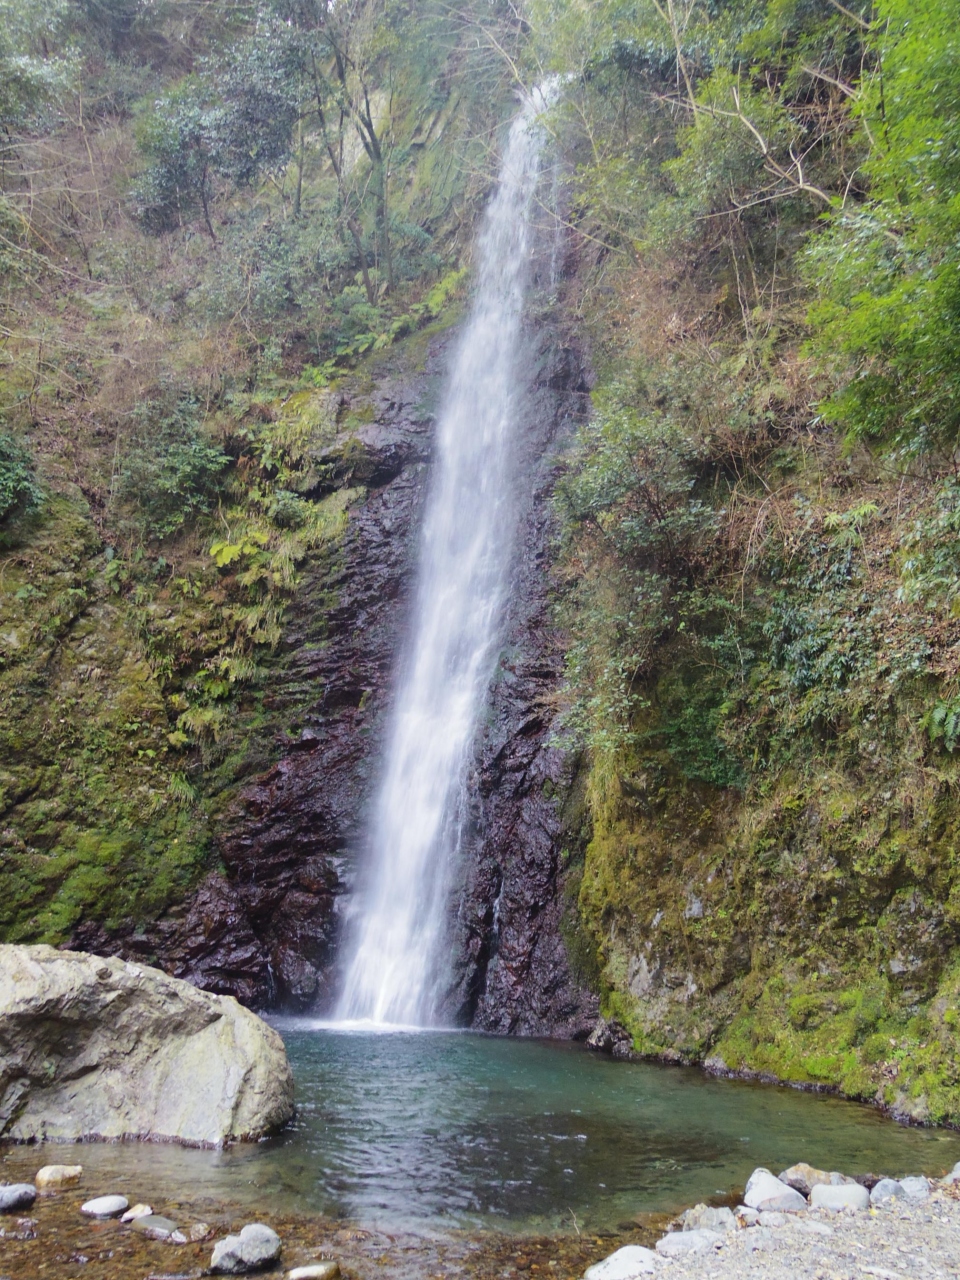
[131,82,224,241]
[807,0,960,453]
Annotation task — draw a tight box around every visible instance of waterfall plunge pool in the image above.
[5,1024,960,1237]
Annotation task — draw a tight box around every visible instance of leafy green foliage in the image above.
[117,397,229,540]
[0,431,43,535]
[0,0,74,130]
[807,0,960,451]
[131,82,223,238]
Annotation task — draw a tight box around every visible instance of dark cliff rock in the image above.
[74,260,599,1033]
[71,355,437,1007]
[444,317,598,1036]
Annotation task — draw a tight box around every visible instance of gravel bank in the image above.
[645,1184,960,1279]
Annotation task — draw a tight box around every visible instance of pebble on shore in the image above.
[119,1203,153,1222]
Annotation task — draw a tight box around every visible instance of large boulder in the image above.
[0,945,294,1145]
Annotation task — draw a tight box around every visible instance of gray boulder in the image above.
[743,1168,807,1212]
[758,1211,788,1227]
[211,1223,282,1273]
[0,945,293,1146]
[656,1228,721,1256]
[0,1184,36,1213]
[778,1162,831,1195]
[870,1178,905,1205]
[583,1245,658,1278]
[899,1176,930,1200]
[809,1183,869,1211]
[682,1204,736,1232]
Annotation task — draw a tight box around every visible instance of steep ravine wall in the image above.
[70,279,599,1032]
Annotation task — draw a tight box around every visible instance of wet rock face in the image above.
[443,319,598,1036]
[210,361,440,1008]
[72,354,439,1008]
[74,266,598,1031]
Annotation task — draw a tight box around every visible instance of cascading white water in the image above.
[336,89,552,1027]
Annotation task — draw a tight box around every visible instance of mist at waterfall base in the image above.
[335,88,552,1028]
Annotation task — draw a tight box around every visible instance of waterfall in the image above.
[336,88,552,1027]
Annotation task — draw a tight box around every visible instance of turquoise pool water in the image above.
[5,1026,960,1234]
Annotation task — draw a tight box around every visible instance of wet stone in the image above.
[35,1164,82,1191]
[211,1221,282,1273]
[81,1194,129,1217]
[0,1184,37,1213]
[288,1265,341,1280]
[131,1213,181,1239]
[120,1203,153,1222]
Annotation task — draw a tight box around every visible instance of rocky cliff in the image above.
[69,286,598,1033]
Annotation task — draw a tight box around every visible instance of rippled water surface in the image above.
[6,1026,960,1234]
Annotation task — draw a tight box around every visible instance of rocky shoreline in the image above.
[588,1161,960,1279]
[3,1152,960,1280]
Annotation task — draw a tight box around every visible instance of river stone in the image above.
[779,1162,831,1195]
[809,1183,870,1211]
[758,1211,788,1227]
[743,1168,807,1212]
[120,1203,153,1222]
[682,1204,736,1232]
[35,1164,82,1191]
[583,1245,658,1278]
[899,1176,930,1200]
[871,1178,906,1205]
[943,1161,960,1185]
[288,1266,341,1280]
[211,1222,282,1273]
[0,1184,37,1213]
[132,1214,180,1239]
[0,944,294,1145]
[656,1228,721,1256]
[81,1195,129,1217]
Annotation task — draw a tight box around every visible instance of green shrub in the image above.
[0,431,43,535]
[118,396,229,540]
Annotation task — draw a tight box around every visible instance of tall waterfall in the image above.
[336,90,551,1027]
